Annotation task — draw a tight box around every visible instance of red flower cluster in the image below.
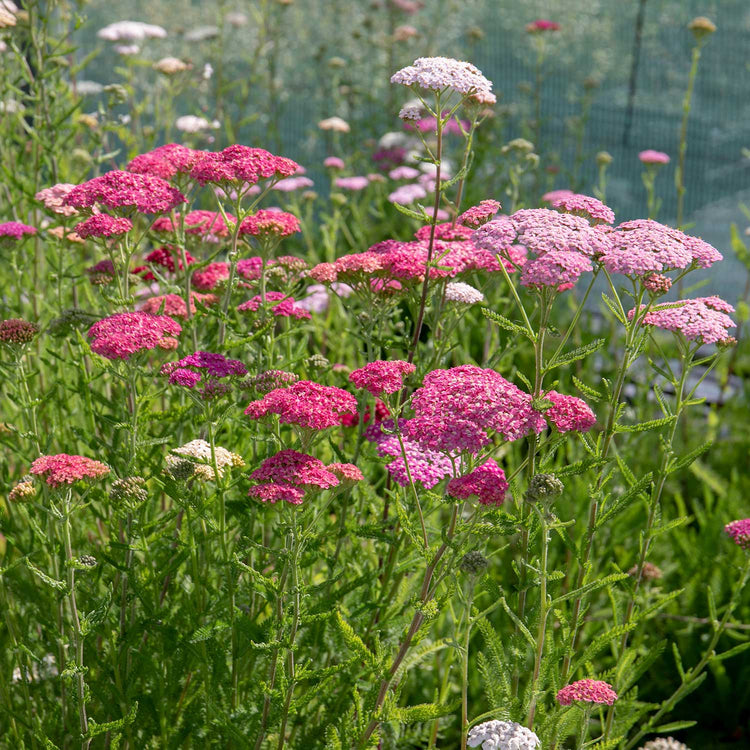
[127,143,203,180]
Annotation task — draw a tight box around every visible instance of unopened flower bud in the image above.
[0,318,39,345]
[460,550,489,575]
[110,476,148,508]
[9,479,35,503]
[79,555,97,568]
[596,150,613,166]
[306,354,330,371]
[525,473,564,504]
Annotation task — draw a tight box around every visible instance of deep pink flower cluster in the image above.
[446,460,508,505]
[639,150,670,165]
[64,170,187,214]
[239,209,300,238]
[414,222,474,241]
[0,221,37,241]
[629,296,736,345]
[526,19,560,32]
[88,312,181,359]
[245,380,358,430]
[75,214,133,239]
[391,56,496,104]
[238,292,312,319]
[86,259,116,285]
[190,145,298,187]
[367,419,454,488]
[191,257,267,290]
[349,360,416,397]
[152,210,235,238]
[0,318,39,344]
[556,679,618,706]
[543,391,597,433]
[30,454,110,488]
[126,143,202,180]
[549,193,615,225]
[140,292,218,318]
[134,246,196,281]
[342,399,390,428]
[161,351,247,391]
[457,200,502,228]
[405,365,546,454]
[602,219,722,277]
[725,519,750,549]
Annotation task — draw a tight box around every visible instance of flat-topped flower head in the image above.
[152,209,235,239]
[140,292,217,318]
[335,176,370,191]
[75,214,133,239]
[467,719,540,750]
[406,365,546,454]
[88,311,181,360]
[36,183,79,216]
[543,391,597,432]
[445,281,484,305]
[327,462,364,483]
[349,360,416,397]
[250,449,340,490]
[457,199,502,228]
[166,440,244,481]
[30,454,109,488]
[238,292,311,319]
[549,193,615,225]
[556,678,618,706]
[97,20,167,41]
[127,144,202,180]
[391,56,496,104]
[639,739,690,750]
[318,116,350,132]
[447,460,508,506]
[511,208,612,258]
[190,145,298,187]
[161,351,246,393]
[65,171,186,214]
[639,149,670,165]
[245,380,357,430]
[526,19,560,33]
[628,296,736,345]
[725,519,750,549]
[0,318,39,345]
[0,221,36,244]
[239,209,300,238]
[520,250,592,290]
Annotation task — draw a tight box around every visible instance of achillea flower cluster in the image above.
[134,246,195,280]
[328,462,364,482]
[642,273,673,296]
[140,292,217,318]
[152,209,235,238]
[97,20,167,41]
[238,292,312,319]
[324,156,345,169]
[639,150,670,165]
[543,390,597,433]
[88,312,181,359]
[239,209,300,238]
[447,460,508,505]
[414,222,474,241]
[175,115,219,133]
[75,214,133,239]
[244,369,299,393]
[549,192,615,225]
[639,738,690,750]
[389,165,420,180]
[9,478,36,503]
[349,360,416,397]
[445,281,484,305]
[0,221,36,242]
[161,351,247,394]
[725,519,750,549]
[405,365,546,454]
[602,219,722,277]
[467,720,540,750]
[318,116,350,132]
[272,175,314,192]
[153,57,191,75]
[335,176,370,191]
[520,250,592,290]
[30,454,110,488]
[556,679,618,706]
[457,200,502,228]
[127,144,202,181]
[192,262,230,291]
[628,296,736,345]
[526,19,560,33]
[35,183,79,216]
[86,259,116,285]
[245,380,357,430]
[166,440,244,481]
[0,318,39,344]
[64,171,186,214]
[190,145,298,187]
[391,56,496,104]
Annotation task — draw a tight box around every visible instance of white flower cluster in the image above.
[97,21,167,42]
[166,440,244,481]
[640,739,691,750]
[391,56,496,104]
[467,720,540,750]
[176,115,219,133]
[445,282,484,305]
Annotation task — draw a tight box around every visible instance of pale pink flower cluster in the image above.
[349,360,416,397]
[240,209,300,238]
[446,460,508,506]
[335,176,370,191]
[628,296,735,345]
[30,454,109,488]
[639,150,670,165]
[520,250,592,290]
[556,679,618,706]
[549,192,615,225]
[88,312,181,359]
[391,56,496,104]
[457,199,502,228]
[467,720,540,750]
[35,183,79,216]
[245,380,357,430]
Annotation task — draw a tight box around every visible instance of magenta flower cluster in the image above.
[189,145,298,187]
[0,221,37,241]
[75,214,133,239]
[238,292,311,319]
[349,359,416,397]
[161,351,247,394]
[556,679,618,706]
[88,312,182,360]
[446,460,508,506]
[725,519,750,549]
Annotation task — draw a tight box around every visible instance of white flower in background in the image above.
[74,80,104,96]
[445,282,484,305]
[378,131,411,150]
[0,40,7,53]
[0,0,17,28]
[114,44,140,56]
[639,739,691,750]
[175,115,219,133]
[202,63,214,80]
[154,56,191,75]
[467,720,540,750]
[226,11,248,26]
[11,654,58,684]
[184,25,219,42]
[97,21,167,42]
[318,116,351,133]
[0,98,22,114]
[166,440,244,481]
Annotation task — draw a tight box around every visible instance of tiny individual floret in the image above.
[75,213,133,239]
[639,150,670,165]
[446,460,508,506]
[349,360,416,397]
[445,282,484,305]
[556,678,618,706]
[88,312,181,360]
[30,454,110,488]
[457,199,502,228]
[543,391,597,433]
[467,719,540,750]
[0,318,39,345]
[639,738,691,750]
[0,221,36,243]
[525,473,564,504]
[460,550,489,575]
[725,519,750,549]
[391,56,496,104]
